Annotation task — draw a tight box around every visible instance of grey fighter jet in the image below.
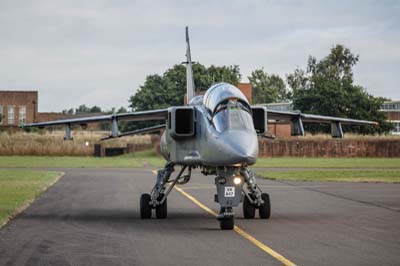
[24,27,378,230]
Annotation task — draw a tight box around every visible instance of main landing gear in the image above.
[141,164,270,230]
[243,192,271,219]
[242,168,271,220]
[140,162,190,219]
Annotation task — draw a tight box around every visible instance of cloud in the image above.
[0,0,399,111]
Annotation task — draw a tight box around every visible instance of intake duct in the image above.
[251,106,267,135]
[168,107,195,139]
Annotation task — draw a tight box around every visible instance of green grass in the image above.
[253,157,400,169]
[0,170,63,227]
[0,150,166,168]
[259,170,400,183]
[0,153,399,169]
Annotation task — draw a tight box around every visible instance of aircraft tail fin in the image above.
[185,26,195,104]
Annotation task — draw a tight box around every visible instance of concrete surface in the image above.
[0,168,399,266]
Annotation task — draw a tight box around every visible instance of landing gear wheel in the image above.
[155,193,167,219]
[243,195,256,219]
[219,217,234,230]
[140,193,152,219]
[259,193,271,219]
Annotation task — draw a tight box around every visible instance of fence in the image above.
[258,138,400,157]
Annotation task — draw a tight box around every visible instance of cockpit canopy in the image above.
[203,83,250,114]
[202,83,254,132]
[212,99,254,132]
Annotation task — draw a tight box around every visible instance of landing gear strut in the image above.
[140,162,188,219]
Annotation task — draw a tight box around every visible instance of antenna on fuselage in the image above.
[185,26,195,104]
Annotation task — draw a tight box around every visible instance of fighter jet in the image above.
[24,27,378,230]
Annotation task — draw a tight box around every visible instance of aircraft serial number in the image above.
[224,186,235,197]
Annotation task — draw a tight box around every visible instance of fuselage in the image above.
[160,83,258,167]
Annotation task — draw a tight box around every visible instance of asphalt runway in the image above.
[0,168,399,266]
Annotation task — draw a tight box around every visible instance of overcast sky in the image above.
[0,0,399,112]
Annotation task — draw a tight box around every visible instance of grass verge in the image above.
[0,150,166,168]
[254,157,400,169]
[0,154,399,169]
[0,170,63,227]
[259,170,400,183]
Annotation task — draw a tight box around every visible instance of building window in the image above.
[0,105,3,124]
[382,102,400,111]
[8,106,15,125]
[19,106,26,124]
[394,122,400,134]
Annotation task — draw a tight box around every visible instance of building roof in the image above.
[381,100,400,111]
[383,100,400,104]
[0,90,38,93]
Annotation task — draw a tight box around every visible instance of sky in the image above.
[0,0,399,112]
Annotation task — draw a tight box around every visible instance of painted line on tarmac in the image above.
[151,169,296,266]
[174,185,297,266]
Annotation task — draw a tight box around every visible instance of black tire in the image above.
[259,193,271,219]
[140,193,152,219]
[243,195,256,219]
[155,193,167,219]
[220,217,234,230]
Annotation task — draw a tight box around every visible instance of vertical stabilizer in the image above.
[185,26,195,104]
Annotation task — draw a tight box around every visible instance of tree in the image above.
[75,105,90,114]
[129,63,241,111]
[287,44,392,134]
[73,105,102,114]
[249,69,290,104]
[89,106,102,113]
[62,108,74,115]
[126,63,241,131]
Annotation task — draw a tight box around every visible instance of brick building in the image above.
[0,90,101,129]
[0,91,38,127]
[236,83,252,103]
[381,100,400,135]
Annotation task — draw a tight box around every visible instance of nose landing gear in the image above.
[217,207,235,230]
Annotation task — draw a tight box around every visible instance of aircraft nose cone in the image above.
[221,130,258,165]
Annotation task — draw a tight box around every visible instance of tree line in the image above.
[65,44,393,134]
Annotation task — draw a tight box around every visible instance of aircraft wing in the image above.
[23,109,168,140]
[24,109,168,128]
[266,110,378,125]
[264,109,378,138]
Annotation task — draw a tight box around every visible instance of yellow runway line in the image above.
[174,185,297,266]
[233,226,297,266]
[175,186,218,217]
[150,169,297,266]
